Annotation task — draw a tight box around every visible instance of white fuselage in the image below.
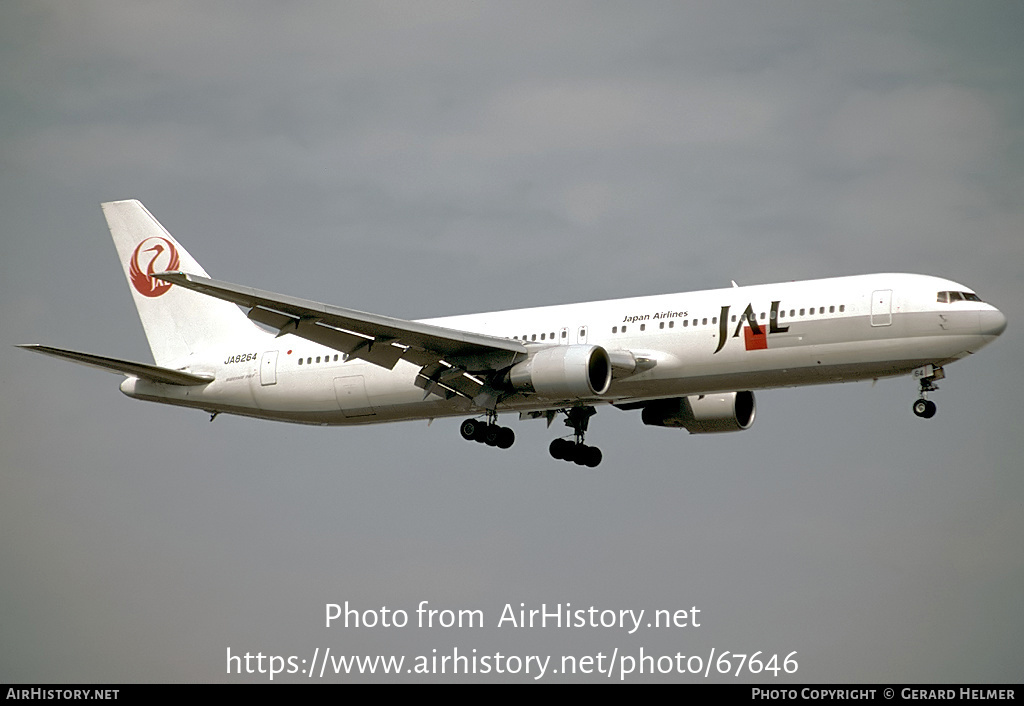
[119,273,1006,425]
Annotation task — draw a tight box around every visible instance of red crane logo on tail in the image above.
[129,237,180,297]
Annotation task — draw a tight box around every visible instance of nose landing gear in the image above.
[912,364,943,419]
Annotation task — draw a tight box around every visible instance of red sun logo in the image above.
[129,237,181,297]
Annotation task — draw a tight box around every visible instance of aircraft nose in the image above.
[979,308,1007,337]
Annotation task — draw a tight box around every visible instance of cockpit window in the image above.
[937,290,982,303]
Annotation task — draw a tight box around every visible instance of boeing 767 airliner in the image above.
[20,200,1007,466]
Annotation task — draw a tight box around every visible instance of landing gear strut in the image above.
[912,365,943,419]
[549,406,602,467]
[459,411,515,449]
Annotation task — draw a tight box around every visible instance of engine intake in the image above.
[508,345,612,399]
[641,391,756,433]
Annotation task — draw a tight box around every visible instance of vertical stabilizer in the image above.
[102,199,260,366]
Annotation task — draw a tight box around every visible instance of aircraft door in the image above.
[871,290,892,327]
[334,375,376,418]
[576,325,589,344]
[260,351,278,385]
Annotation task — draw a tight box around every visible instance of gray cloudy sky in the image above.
[2,1,1021,683]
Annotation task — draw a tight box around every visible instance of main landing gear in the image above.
[549,406,603,467]
[912,364,944,419]
[459,412,515,449]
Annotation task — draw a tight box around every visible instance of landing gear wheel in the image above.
[496,426,515,449]
[460,417,515,450]
[549,438,572,460]
[473,422,489,442]
[549,439,602,467]
[484,424,502,446]
[913,399,937,418]
[460,418,481,441]
[570,444,602,467]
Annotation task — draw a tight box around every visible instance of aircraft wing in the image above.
[17,344,214,386]
[155,271,528,404]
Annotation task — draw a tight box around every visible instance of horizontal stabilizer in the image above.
[17,344,214,386]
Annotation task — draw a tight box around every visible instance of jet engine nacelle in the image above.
[641,391,756,433]
[508,344,612,399]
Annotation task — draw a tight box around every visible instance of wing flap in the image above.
[247,306,299,332]
[250,307,411,370]
[413,361,488,401]
[18,344,214,386]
